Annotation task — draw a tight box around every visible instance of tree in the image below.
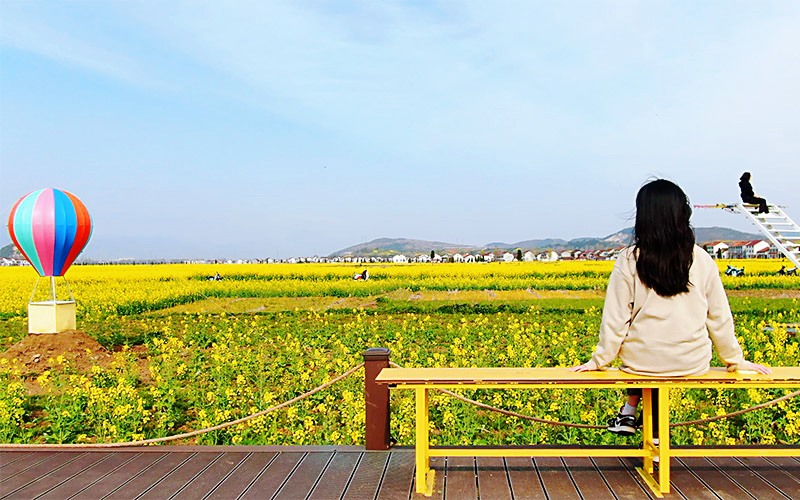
[430,250,435,260]
[516,249,523,261]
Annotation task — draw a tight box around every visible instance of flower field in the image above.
[0,259,798,447]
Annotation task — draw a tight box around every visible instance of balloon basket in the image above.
[27,276,77,334]
[28,301,76,334]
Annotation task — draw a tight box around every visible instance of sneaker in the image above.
[607,409,637,436]
[652,438,660,464]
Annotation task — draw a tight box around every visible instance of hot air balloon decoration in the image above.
[7,188,93,333]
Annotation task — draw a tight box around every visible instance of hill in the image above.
[330,238,480,257]
[329,227,762,257]
[0,243,22,259]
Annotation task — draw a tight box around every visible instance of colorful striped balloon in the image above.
[7,188,93,277]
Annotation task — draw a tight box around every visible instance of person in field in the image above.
[571,179,770,437]
[738,172,769,214]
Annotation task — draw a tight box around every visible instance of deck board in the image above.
[104,451,194,500]
[2,452,106,500]
[535,456,580,499]
[709,456,787,500]
[2,447,799,499]
[738,456,800,498]
[342,450,389,500]
[564,457,617,500]
[475,457,510,500]
[505,456,546,500]
[592,457,653,499]
[240,451,304,499]
[0,451,85,495]
[37,452,139,500]
[139,451,221,499]
[70,451,166,500]
[377,448,414,500]
[171,451,249,500]
[443,456,477,499]
[205,451,276,500]
[679,457,750,499]
[307,450,360,500]
[274,451,332,499]
[668,456,718,499]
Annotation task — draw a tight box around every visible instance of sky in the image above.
[1,1,799,260]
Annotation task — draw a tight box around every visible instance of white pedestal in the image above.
[28,301,76,334]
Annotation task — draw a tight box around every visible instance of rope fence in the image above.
[3,355,799,449]
[2,362,365,449]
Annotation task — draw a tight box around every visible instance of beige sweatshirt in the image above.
[585,245,745,376]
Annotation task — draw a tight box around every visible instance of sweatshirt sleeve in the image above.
[704,256,745,370]
[587,253,634,370]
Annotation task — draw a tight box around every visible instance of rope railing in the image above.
[389,361,800,429]
[2,362,365,449]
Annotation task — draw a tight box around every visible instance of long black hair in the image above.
[633,179,695,296]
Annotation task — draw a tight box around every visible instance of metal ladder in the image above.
[737,203,800,268]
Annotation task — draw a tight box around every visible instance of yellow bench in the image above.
[375,366,800,497]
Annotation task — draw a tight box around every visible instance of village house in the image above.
[727,240,770,259]
[703,241,730,259]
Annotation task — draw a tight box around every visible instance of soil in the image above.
[0,330,112,376]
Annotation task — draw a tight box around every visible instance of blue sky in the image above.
[2,1,799,260]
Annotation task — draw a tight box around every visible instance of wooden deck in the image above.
[1,446,798,499]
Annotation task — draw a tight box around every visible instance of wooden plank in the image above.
[709,457,786,500]
[667,457,718,499]
[563,456,615,500]
[592,457,651,499]
[138,452,222,499]
[443,456,477,499]
[767,456,800,482]
[2,452,106,500]
[0,451,62,481]
[342,451,390,500]
[205,452,276,500]
[534,457,579,499]
[505,456,546,500]
[738,457,800,498]
[37,452,141,500]
[102,452,194,500]
[376,450,414,500]
[308,451,360,500]
[71,452,167,500]
[273,451,332,500]
[476,456,511,500]
[239,452,304,500]
[680,457,750,499]
[0,452,84,492]
[171,452,249,500]
[0,452,32,468]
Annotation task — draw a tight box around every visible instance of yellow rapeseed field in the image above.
[0,260,798,446]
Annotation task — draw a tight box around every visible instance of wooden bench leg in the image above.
[658,388,671,494]
[415,387,434,496]
[642,389,655,474]
[636,388,671,497]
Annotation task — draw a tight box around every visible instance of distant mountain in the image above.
[694,226,762,242]
[330,238,480,257]
[0,243,22,259]
[329,227,762,257]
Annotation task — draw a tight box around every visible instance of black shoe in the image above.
[607,410,637,436]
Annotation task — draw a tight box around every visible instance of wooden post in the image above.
[363,347,391,450]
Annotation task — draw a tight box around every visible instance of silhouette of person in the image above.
[739,172,768,214]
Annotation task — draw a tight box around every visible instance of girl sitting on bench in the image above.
[571,179,770,436]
